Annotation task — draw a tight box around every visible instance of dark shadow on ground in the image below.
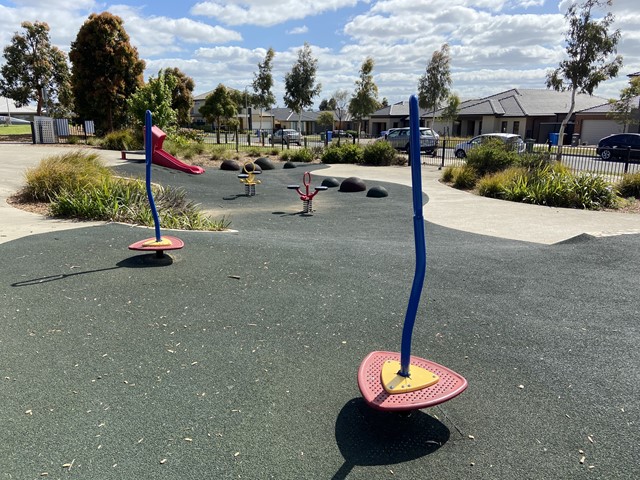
[10,253,174,286]
[333,398,449,479]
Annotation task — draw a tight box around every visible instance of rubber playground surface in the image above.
[1,159,639,479]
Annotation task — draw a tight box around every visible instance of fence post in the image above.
[247,131,251,147]
[624,147,631,174]
[235,127,239,152]
[439,138,446,170]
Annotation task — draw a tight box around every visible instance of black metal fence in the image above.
[417,139,640,179]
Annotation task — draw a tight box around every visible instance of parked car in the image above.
[379,127,438,155]
[596,133,640,161]
[270,129,302,145]
[454,133,525,158]
[331,130,352,138]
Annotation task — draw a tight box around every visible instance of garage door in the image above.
[580,120,623,145]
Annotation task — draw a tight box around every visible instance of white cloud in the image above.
[287,25,309,35]
[190,0,359,27]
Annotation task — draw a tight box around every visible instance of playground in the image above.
[1,111,639,478]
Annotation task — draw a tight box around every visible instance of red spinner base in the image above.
[128,236,184,258]
[358,351,468,412]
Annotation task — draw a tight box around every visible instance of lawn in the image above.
[0,124,31,135]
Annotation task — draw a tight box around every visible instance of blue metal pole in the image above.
[399,95,427,376]
[145,110,162,242]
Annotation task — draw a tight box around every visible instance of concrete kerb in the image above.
[318,163,640,245]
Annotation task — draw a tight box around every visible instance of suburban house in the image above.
[575,72,640,144]
[369,89,616,144]
[190,89,274,132]
[427,89,609,144]
[368,101,424,137]
[0,96,37,123]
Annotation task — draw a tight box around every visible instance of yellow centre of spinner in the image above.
[381,360,440,394]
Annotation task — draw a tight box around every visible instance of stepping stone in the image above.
[339,177,366,192]
[367,186,389,198]
[220,159,241,171]
[321,177,340,188]
[255,157,275,170]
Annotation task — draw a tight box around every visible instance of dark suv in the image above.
[596,133,640,161]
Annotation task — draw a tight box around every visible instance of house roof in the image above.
[430,88,608,118]
[268,108,321,122]
[0,96,38,115]
[577,95,640,114]
[371,100,428,118]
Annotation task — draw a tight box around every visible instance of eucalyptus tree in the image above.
[418,43,452,129]
[0,21,71,116]
[284,43,321,133]
[349,57,379,138]
[546,0,622,159]
[252,47,276,138]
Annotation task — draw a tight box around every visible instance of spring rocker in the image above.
[128,110,185,259]
[357,96,467,412]
[287,171,328,214]
[238,161,261,196]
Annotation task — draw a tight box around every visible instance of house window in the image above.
[501,121,507,133]
[513,121,520,135]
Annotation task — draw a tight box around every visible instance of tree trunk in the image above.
[556,88,576,161]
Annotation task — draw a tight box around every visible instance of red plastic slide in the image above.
[151,126,205,175]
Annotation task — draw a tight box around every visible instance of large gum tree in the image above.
[0,21,71,117]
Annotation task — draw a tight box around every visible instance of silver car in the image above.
[454,133,525,158]
[382,127,438,155]
[270,129,302,145]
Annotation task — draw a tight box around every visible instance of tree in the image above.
[607,76,640,132]
[69,12,145,133]
[438,93,461,136]
[380,97,389,108]
[127,71,177,130]
[319,98,337,111]
[418,43,452,129]
[162,67,195,126]
[199,84,237,144]
[546,0,622,160]
[332,89,349,144]
[349,57,379,139]
[0,21,71,117]
[284,42,321,134]
[252,47,276,138]
[316,111,334,133]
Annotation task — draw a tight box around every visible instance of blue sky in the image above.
[0,0,638,108]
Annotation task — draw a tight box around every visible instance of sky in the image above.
[0,0,638,109]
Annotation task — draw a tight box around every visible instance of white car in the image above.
[379,127,439,155]
[454,133,525,158]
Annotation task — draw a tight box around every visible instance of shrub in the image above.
[441,166,456,183]
[340,144,364,164]
[23,151,112,201]
[494,163,617,210]
[321,145,345,164]
[477,167,526,198]
[362,141,397,166]
[617,172,640,198]
[100,129,142,151]
[288,148,314,163]
[451,165,477,189]
[465,138,520,176]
